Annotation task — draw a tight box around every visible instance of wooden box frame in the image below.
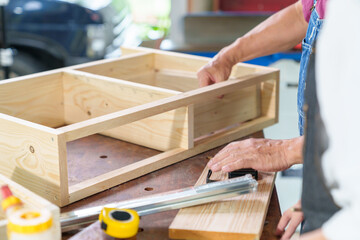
[0,47,279,206]
[0,174,60,239]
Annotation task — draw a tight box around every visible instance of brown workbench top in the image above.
[62,131,281,240]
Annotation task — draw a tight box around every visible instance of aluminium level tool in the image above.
[61,174,258,238]
[206,169,258,183]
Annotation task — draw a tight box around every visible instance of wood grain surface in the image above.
[169,168,276,239]
[0,114,64,205]
[62,70,190,152]
[0,72,65,128]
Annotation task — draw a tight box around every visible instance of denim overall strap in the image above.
[297,0,323,135]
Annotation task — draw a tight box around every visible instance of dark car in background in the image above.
[1,0,139,78]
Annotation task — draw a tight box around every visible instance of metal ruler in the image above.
[61,174,258,233]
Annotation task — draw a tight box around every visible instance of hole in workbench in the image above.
[138,228,144,232]
[144,187,153,191]
[99,155,108,159]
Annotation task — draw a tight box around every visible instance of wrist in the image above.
[216,37,245,68]
[285,136,304,165]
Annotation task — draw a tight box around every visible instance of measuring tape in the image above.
[99,208,140,238]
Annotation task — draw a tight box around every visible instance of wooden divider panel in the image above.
[62,70,191,151]
[75,53,156,86]
[0,72,65,128]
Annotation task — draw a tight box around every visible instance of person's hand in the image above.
[276,200,304,240]
[207,137,303,173]
[299,229,326,240]
[197,47,235,88]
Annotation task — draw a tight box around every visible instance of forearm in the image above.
[218,0,308,65]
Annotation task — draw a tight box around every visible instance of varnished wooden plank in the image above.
[0,174,61,240]
[169,167,276,239]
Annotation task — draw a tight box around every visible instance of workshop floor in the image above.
[264,59,302,233]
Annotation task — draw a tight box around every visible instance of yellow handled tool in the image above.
[99,208,140,239]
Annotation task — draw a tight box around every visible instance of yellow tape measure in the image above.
[99,208,140,238]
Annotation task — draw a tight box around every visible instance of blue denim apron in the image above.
[297,0,323,135]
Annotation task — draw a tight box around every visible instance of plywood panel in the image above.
[0,114,63,205]
[169,167,276,240]
[62,70,191,151]
[0,72,64,127]
[0,174,60,240]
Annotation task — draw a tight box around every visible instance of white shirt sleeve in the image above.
[317,0,360,239]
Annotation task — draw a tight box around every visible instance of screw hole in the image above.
[138,228,144,232]
[100,155,108,159]
[144,187,153,191]
[87,111,91,116]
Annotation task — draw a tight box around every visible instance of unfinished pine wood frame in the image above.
[0,47,279,206]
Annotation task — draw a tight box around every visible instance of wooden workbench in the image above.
[61,131,281,240]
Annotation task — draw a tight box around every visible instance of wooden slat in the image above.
[68,116,275,203]
[58,71,277,142]
[0,113,63,206]
[62,70,190,151]
[0,174,61,240]
[57,132,70,206]
[121,47,260,78]
[75,52,155,84]
[169,168,276,240]
[0,72,64,128]
[261,78,279,120]
[69,148,186,202]
[194,85,261,138]
[155,69,198,92]
[154,69,262,138]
